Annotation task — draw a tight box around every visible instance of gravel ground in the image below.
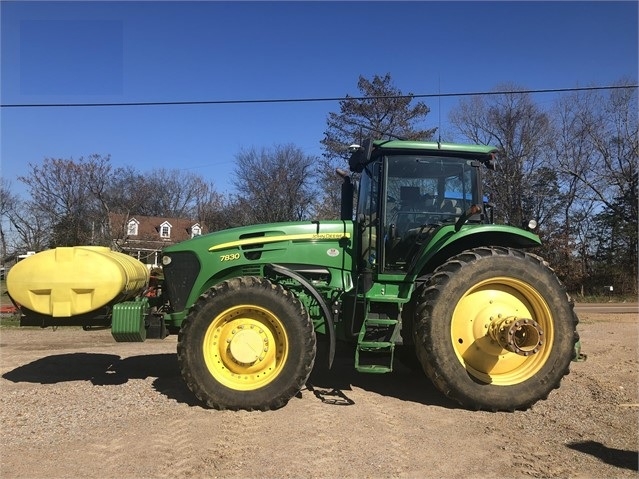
[0,309,637,479]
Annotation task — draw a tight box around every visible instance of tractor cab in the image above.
[347,139,497,273]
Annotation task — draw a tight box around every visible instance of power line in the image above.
[1,85,636,109]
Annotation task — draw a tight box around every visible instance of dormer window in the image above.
[127,218,139,236]
[191,223,202,238]
[159,221,172,239]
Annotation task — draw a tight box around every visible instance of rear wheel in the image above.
[177,276,316,411]
[414,247,577,411]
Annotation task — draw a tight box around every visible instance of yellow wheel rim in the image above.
[451,277,554,386]
[202,304,289,391]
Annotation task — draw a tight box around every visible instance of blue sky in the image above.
[1,1,637,198]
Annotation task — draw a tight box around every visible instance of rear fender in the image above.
[407,224,541,279]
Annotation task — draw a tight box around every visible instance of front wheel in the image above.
[414,247,578,411]
[177,276,316,411]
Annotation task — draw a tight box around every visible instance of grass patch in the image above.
[573,294,637,303]
[0,313,21,328]
[1,279,21,327]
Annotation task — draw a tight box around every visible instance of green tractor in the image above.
[153,139,578,411]
[9,138,579,412]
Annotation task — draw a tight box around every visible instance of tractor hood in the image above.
[163,220,353,260]
[160,220,355,317]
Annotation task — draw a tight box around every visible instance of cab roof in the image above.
[373,140,497,155]
[349,138,498,172]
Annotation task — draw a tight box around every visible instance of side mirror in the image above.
[348,138,374,172]
[337,169,354,220]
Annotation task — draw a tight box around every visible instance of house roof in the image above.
[109,213,205,251]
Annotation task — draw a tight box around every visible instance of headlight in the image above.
[161,255,172,266]
[527,219,538,230]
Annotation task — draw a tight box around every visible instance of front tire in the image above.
[414,247,578,411]
[177,276,316,411]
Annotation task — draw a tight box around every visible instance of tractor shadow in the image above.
[1,352,200,406]
[306,340,459,409]
[2,343,457,409]
[566,440,639,471]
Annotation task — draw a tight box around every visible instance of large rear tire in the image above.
[414,247,578,411]
[177,276,316,411]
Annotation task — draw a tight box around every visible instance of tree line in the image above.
[1,74,636,296]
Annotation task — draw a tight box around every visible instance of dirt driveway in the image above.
[1,309,637,479]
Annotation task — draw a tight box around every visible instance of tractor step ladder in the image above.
[355,317,400,373]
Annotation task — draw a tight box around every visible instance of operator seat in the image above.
[440,199,463,218]
[399,186,422,210]
[396,186,423,234]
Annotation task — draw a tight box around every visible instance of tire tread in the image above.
[414,247,578,411]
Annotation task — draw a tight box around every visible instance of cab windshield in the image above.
[383,155,479,270]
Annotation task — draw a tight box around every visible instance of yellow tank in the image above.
[6,246,150,317]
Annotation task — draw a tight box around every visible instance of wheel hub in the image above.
[488,316,544,356]
[229,328,264,364]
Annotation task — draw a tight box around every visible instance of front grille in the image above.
[163,251,200,312]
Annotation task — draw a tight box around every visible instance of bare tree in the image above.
[104,166,211,220]
[233,144,317,224]
[199,194,254,232]
[106,166,148,213]
[318,73,436,218]
[323,73,436,157]
[191,182,256,233]
[555,83,638,226]
[18,155,113,246]
[552,81,638,294]
[137,169,210,218]
[449,84,556,229]
[0,179,20,262]
[7,201,51,253]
